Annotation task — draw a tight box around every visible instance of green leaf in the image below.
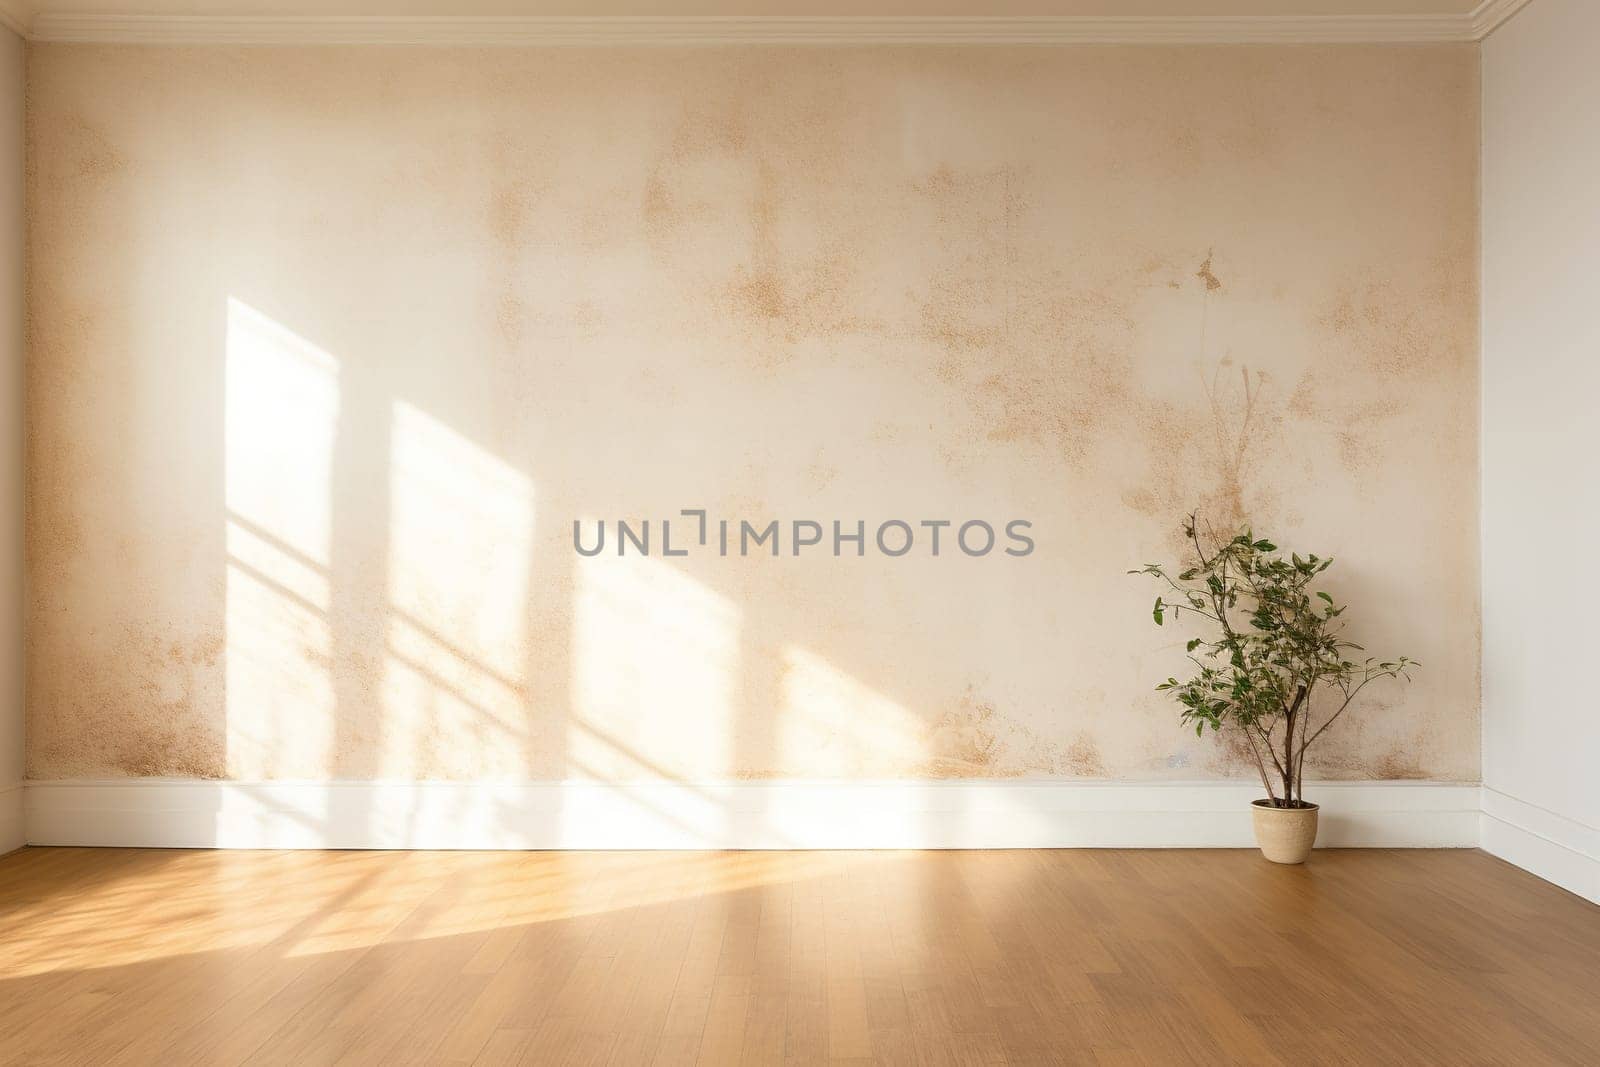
[1133,520,1417,757]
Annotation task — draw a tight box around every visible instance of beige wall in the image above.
[2,28,25,850]
[25,43,1479,784]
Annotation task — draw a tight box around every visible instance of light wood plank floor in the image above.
[0,848,1596,1065]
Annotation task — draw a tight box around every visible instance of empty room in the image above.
[1,0,1596,1063]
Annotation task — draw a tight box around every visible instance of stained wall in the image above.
[1,27,23,849]
[24,44,1480,783]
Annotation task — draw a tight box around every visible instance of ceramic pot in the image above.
[1251,799,1319,864]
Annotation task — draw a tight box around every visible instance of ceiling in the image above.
[4,1,1488,17]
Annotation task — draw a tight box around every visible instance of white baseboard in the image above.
[22,779,1480,851]
[1480,787,1600,905]
[0,782,21,855]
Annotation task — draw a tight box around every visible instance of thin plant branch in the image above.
[1136,513,1415,810]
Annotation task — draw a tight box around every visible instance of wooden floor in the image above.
[0,848,1596,1065]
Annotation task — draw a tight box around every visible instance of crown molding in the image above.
[22,11,1506,47]
[0,1,29,39]
[1471,0,1534,38]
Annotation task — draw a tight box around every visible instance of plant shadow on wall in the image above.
[1132,516,1416,862]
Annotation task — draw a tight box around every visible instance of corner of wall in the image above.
[1480,788,1600,904]
[1,20,23,855]
[0,781,20,853]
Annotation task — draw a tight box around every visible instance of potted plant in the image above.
[1131,516,1416,863]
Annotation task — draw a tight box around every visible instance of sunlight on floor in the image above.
[0,849,878,975]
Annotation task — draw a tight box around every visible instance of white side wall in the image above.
[0,26,23,855]
[1481,0,1600,903]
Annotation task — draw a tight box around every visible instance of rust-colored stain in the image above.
[1376,748,1430,781]
[24,44,1481,784]
[924,699,1004,776]
[1063,734,1107,778]
[59,114,127,183]
[26,621,227,780]
[920,692,1058,779]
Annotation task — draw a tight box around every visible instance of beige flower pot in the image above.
[1251,800,1319,864]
